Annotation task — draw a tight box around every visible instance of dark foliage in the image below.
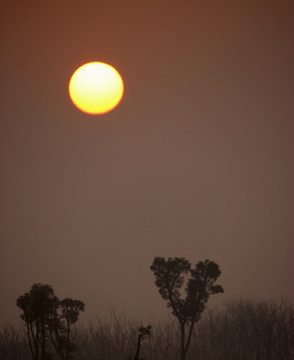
[16,283,85,360]
[150,257,223,360]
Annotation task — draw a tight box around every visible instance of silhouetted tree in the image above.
[133,325,152,360]
[16,283,85,360]
[150,257,223,360]
[16,283,58,360]
[49,298,85,360]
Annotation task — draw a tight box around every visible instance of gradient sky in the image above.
[1,0,293,326]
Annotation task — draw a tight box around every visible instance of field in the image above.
[1,299,293,360]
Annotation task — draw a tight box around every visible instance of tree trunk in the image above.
[180,322,186,360]
[27,323,36,360]
[41,320,46,360]
[66,318,70,360]
[184,318,196,356]
[35,321,40,360]
[134,334,142,360]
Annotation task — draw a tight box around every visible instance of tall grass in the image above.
[191,298,294,360]
[1,299,293,360]
[0,325,30,360]
[72,309,180,360]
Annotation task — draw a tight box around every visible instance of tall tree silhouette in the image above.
[17,283,85,360]
[16,283,58,360]
[150,257,223,360]
[49,298,85,360]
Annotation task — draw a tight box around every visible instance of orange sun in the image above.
[69,62,124,115]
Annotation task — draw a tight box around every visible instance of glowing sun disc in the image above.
[69,62,124,115]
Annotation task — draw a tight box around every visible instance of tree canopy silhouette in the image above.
[16,283,85,360]
[150,257,223,360]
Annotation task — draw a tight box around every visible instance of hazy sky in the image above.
[1,0,293,326]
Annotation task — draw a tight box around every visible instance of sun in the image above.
[68,62,124,115]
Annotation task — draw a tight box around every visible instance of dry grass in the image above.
[1,299,293,360]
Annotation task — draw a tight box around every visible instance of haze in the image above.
[1,0,293,326]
